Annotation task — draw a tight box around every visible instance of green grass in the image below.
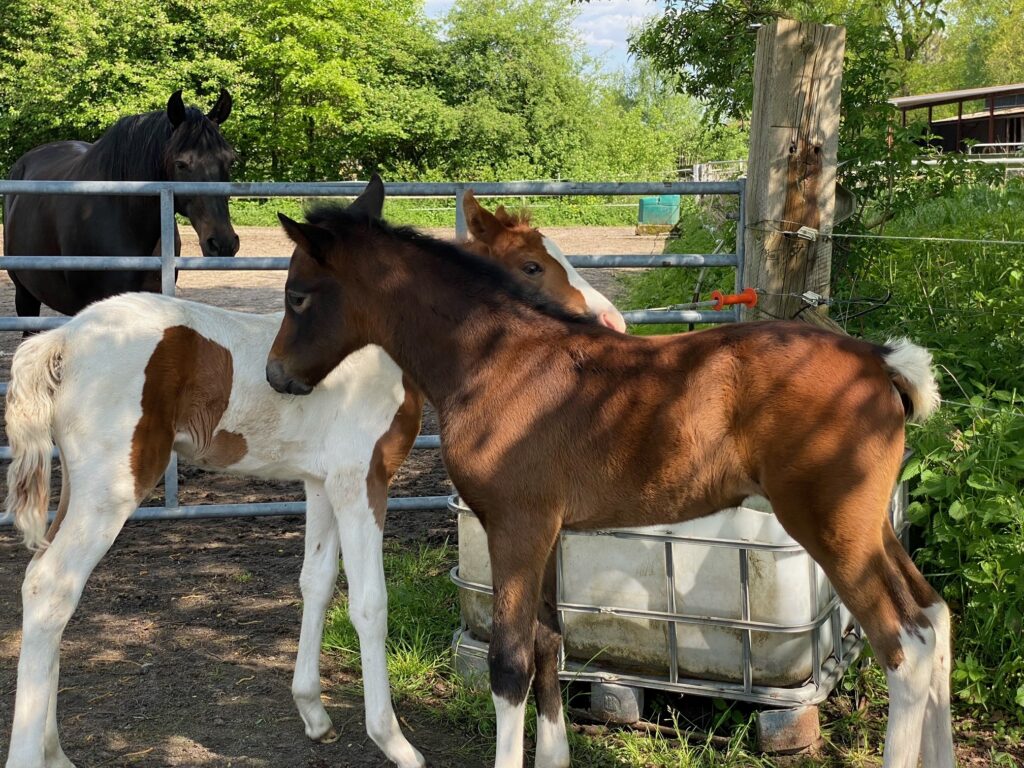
[229,196,640,229]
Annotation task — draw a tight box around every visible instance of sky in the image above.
[422,0,662,73]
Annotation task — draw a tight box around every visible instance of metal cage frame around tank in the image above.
[449,475,909,709]
[0,178,746,523]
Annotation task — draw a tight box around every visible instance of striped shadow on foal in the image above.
[266,203,953,768]
[2,176,625,768]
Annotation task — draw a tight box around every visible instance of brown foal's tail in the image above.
[882,338,941,423]
[5,329,65,550]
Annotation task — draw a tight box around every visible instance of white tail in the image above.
[884,338,940,423]
[5,331,64,550]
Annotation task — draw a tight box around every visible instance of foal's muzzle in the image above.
[266,359,313,396]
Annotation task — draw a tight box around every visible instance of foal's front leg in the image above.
[485,514,563,768]
[532,546,569,768]
[328,474,425,768]
[292,480,341,742]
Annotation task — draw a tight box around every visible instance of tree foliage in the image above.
[628,0,1005,228]
[0,0,731,182]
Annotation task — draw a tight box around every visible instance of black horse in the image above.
[3,89,240,318]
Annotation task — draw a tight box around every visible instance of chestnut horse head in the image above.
[460,191,626,332]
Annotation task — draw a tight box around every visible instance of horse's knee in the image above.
[489,640,535,704]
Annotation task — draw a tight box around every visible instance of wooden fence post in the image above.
[742,20,846,325]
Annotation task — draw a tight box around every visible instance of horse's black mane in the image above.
[82,107,235,181]
[305,203,599,328]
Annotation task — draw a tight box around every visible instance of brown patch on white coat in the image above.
[130,325,247,499]
[366,375,424,529]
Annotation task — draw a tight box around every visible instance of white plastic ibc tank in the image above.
[454,486,905,688]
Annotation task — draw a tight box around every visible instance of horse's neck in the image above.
[356,252,557,411]
[79,115,168,183]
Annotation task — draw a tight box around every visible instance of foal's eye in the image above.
[522,261,544,276]
[174,160,190,172]
[287,291,310,312]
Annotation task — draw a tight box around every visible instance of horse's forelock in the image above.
[165,108,236,164]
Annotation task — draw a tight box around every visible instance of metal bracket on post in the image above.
[454,185,468,241]
[159,186,179,510]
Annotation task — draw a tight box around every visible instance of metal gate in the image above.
[0,179,745,522]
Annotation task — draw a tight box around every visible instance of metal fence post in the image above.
[160,187,176,296]
[454,185,468,240]
[159,186,179,509]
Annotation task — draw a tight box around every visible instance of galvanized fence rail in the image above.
[0,179,745,522]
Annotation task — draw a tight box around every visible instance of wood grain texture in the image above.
[742,20,846,323]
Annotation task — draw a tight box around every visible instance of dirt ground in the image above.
[0,226,664,767]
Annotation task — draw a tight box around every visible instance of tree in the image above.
[628,0,985,228]
[0,0,246,172]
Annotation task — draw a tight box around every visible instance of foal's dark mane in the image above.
[80,107,235,181]
[305,204,599,328]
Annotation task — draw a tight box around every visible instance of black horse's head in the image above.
[165,89,239,257]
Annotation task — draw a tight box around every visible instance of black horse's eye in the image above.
[522,261,543,276]
[287,290,310,312]
[174,160,189,171]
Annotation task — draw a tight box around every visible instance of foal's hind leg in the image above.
[771,482,942,768]
[533,545,569,768]
[885,529,955,768]
[6,466,142,768]
[291,480,341,742]
[327,474,425,768]
[41,468,74,768]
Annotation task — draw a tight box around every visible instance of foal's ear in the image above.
[349,173,385,219]
[463,190,505,245]
[207,88,232,125]
[278,213,333,264]
[167,90,186,129]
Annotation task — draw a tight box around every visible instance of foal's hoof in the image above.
[316,727,340,744]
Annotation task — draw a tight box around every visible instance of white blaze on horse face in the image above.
[542,236,627,333]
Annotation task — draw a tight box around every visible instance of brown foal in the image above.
[266,204,951,768]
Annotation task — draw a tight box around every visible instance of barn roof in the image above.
[890,83,1024,110]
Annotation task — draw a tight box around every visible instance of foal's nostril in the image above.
[231,235,240,256]
[205,237,220,256]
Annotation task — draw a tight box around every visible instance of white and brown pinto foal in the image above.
[2,180,624,768]
[266,206,953,768]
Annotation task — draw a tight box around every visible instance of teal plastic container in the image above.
[637,194,681,226]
